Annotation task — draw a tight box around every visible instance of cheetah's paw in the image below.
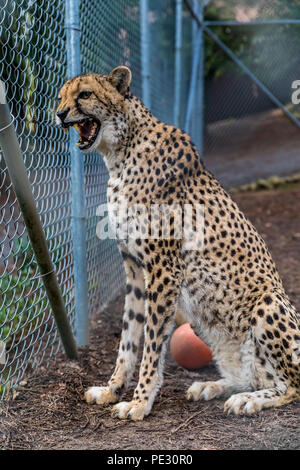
[224,392,263,415]
[111,400,149,421]
[187,381,225,401]
[84,386,118,405]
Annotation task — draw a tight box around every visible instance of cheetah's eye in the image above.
[78,91,92,100]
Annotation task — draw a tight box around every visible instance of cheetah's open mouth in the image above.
[63,118,101,150]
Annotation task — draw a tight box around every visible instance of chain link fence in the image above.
[0,0,299,398]
[203,0,300,187]
[79,0,143,319]
[0,0,72,398]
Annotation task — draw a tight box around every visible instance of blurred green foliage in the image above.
[204,0,300,80]
[0,237,48,345]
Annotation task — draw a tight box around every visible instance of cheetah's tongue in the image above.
[73,118,101,149]
[79,120,94,140]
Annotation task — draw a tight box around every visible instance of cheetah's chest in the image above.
[106,177,144,259]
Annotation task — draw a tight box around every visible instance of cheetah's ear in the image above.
[108,66,132,95]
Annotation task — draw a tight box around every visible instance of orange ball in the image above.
[170,323,212,369]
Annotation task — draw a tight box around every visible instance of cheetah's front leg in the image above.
[112,265,179,421]
[85,254,145,406]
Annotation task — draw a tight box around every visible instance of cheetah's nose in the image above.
[57,107,70,122]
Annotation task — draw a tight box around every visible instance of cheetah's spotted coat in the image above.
[56,66,300,421]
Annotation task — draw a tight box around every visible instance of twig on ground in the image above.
[171,410,203,434]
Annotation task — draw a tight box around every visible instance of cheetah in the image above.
[56,66,300,421]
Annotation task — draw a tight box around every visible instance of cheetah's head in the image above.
[56,66,132,154]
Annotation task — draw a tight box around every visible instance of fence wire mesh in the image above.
[0,0,299,398]
[79,0,143,318]
[203,1,300,188]
[0,0,73,398]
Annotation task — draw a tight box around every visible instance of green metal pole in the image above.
[65,0,89,346]
[140,0,151,109]
[174,0,183,127]
[0,81,78,360]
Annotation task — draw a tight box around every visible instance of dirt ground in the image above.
[0,184,299,450]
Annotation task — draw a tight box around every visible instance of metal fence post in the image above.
[65,0,89,346]
[191,0,198,140]
[140,0,151,109]
[185,5,201,134]
[174,0,182,127]
[196,1,206,155]
[0,81,78,360]
[185,0,205,154]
